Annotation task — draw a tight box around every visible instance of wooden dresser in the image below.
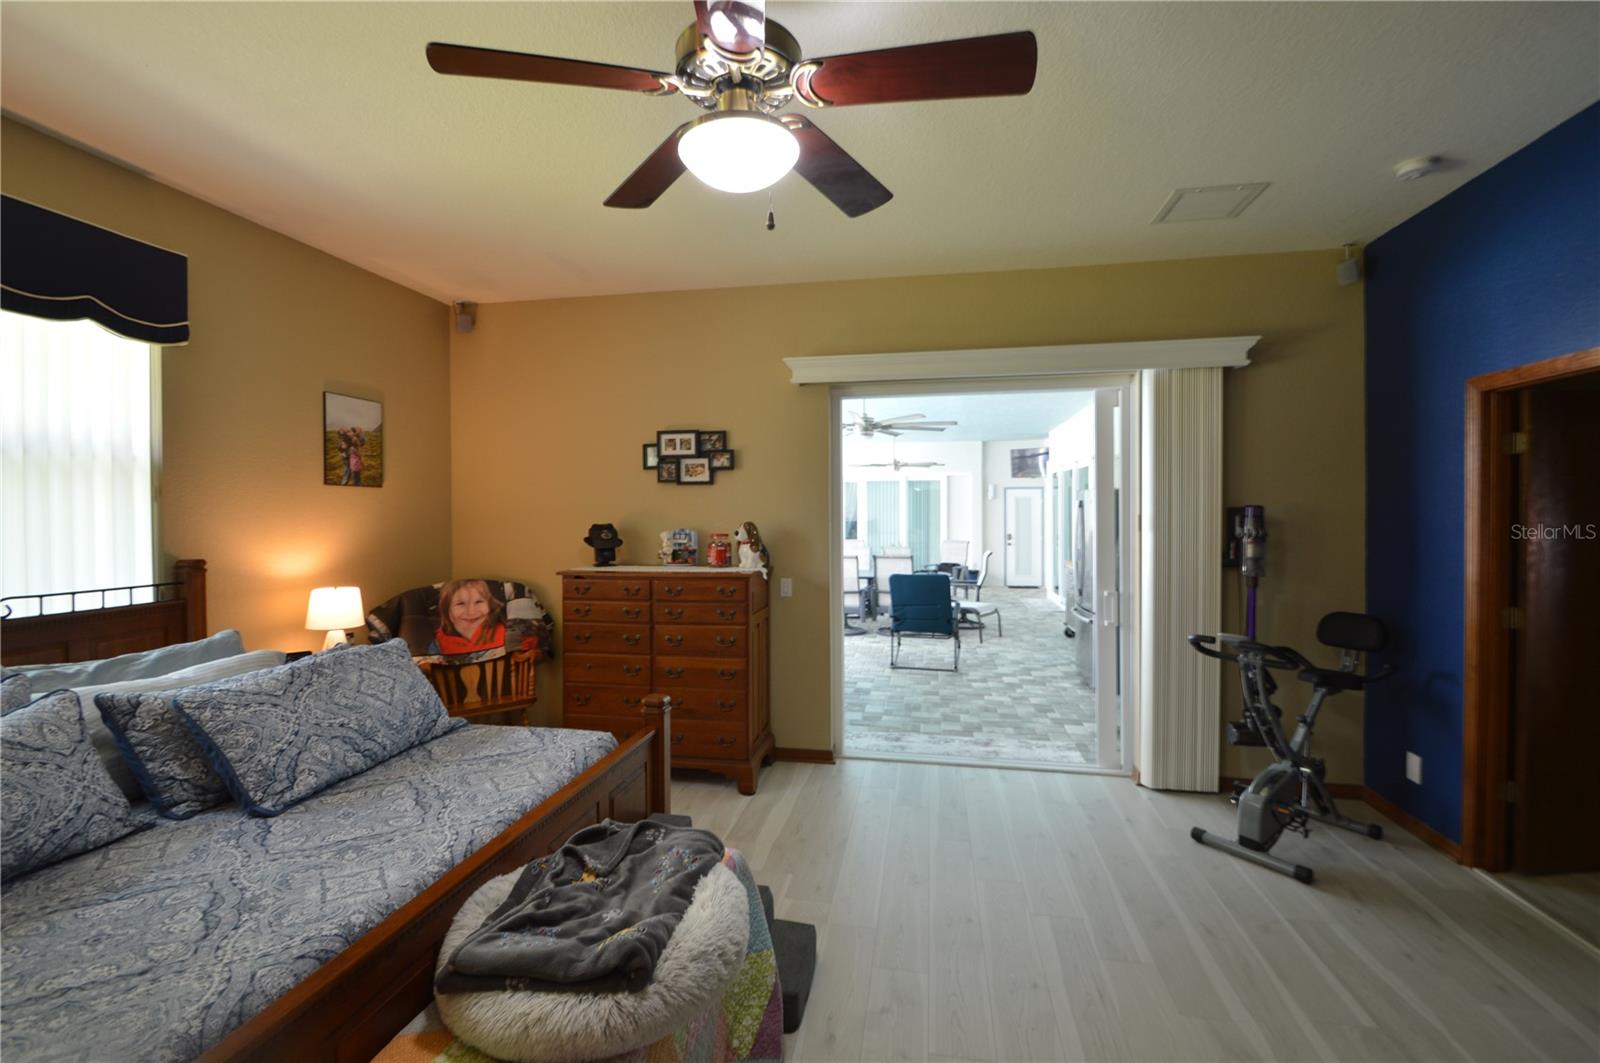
[560,566,773,795]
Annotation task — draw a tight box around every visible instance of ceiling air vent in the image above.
[1152,183,1269,224]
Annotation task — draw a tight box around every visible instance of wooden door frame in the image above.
[1462,346,1599,869]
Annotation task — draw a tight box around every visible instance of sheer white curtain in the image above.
[1,311,155,616]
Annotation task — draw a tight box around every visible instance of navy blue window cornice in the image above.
[1,194,189,345]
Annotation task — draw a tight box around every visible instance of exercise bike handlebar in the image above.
[1188,633,1395,683]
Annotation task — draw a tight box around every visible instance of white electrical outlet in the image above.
[1405,752,1423,785]
[779,577,793,598]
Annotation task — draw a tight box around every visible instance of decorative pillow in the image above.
[78,650,289,804]
[1,689,155,881]
[1,671,30,715]
[168,638,465,817]
[12,629,246,691]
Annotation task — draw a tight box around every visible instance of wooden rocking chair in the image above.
[417,649,540,724]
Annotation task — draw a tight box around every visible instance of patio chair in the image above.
[888,572,960,671]
[873,555,915,626]
[843,555,869,636]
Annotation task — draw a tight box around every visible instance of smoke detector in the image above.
[1393,156,1442,181]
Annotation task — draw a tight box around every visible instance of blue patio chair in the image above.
[888,572,960,672]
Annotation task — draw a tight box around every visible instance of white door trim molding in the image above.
[1137,367,1223,792]
[787,336,1258,385]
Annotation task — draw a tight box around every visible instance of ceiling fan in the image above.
[844,410,958,437]
[426,1,1038,217]
[850,458,945,470]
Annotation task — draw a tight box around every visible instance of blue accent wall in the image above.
[1364,102,1600,842]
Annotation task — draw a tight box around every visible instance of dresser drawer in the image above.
[652,578,747,603]
[563,577,651,601]
[566,653,649,686]
[564,623,648,656]
[565,601,648,623]
[666,689,746,723]
[564,685,649,716]
[656,625,746,658]
[653,602,747,625]
[671,719,748,759]
[655,658,745,688]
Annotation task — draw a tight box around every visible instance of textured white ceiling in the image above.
[3,2,1596,303]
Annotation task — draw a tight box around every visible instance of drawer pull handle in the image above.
[623,633,641,645]
[664,607,684,619]
[715,635,737,648]
[623,665,642,676]
[717,668,737,681]
[716,735,735,748]
[717,586,738,598]
[623,697,639,707]
[573,585,591,596]
[574,693,591,707]
[665,667,685,678]
[623,607,642,619]
[716,608,736,620]
[572,605,591,617]
[664,585,684,597]
[623,585,643,597]
[717,699,736,711]
[574,632,592,644]
[672,733,686,745]
[665,635,684,646]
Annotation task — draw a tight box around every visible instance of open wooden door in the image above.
[1509,370,1600,873]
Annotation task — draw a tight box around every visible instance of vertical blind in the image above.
[1,311,154,615]
[865,481,900,559]
[906,480,941,570]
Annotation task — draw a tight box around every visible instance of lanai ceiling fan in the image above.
[850,458,946,470]
[844,408,958,437]
[426,1,1038,217]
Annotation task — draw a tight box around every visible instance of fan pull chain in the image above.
[766,190,776,231]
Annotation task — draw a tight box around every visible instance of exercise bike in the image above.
[1187,612,1392,883]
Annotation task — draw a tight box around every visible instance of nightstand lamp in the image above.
[306,586,364,650]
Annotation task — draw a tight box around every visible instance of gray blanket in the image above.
[436,818,724,994]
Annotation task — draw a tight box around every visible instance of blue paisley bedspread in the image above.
[0,724,617,1063]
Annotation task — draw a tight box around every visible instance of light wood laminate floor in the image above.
[673,760,1600,1062]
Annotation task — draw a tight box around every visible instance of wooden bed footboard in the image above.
[202,703,671,1063]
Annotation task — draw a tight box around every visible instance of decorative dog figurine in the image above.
[733,521,770,577]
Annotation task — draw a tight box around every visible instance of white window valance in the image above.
[785,336,1257,385]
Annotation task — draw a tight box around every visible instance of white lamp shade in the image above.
[305,586,364,631]
[677,112,799,194]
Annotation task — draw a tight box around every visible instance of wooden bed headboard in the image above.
[0,559,207,666]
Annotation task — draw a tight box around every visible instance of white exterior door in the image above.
[1004,487,1044,587]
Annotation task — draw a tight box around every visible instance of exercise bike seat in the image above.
[1297,667,1368,693]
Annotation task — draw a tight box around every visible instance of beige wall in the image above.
[452,251,1368,783]
[2,118,452,652]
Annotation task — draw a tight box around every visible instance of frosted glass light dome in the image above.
[677,112,800,194]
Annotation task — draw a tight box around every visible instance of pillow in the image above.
[10,629,246,692]
[79,650,288,805]
[1,671,30,715]
[1,689,154,881]
[169,639,464,816]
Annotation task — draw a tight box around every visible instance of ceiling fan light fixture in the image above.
[677,110,799,194]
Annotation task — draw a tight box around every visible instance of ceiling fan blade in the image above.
[604,121,694,209]
[893,425,950,431]
[426,42,671,93]
[780,116,893,217]
[891,420,958,427]
[881,413,926,422]
[794,31,1037,108]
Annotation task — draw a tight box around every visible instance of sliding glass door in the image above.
[865,481,900,559]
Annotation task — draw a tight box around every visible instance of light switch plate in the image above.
[779,577,793,598]
[1405,752,1423,785]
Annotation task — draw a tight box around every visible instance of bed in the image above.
[0,561,671,1062]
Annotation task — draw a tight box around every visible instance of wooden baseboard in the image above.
[772,747,835,764]
[1362,786,1461,861]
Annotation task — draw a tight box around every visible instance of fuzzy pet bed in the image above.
[422,848,781,1063]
